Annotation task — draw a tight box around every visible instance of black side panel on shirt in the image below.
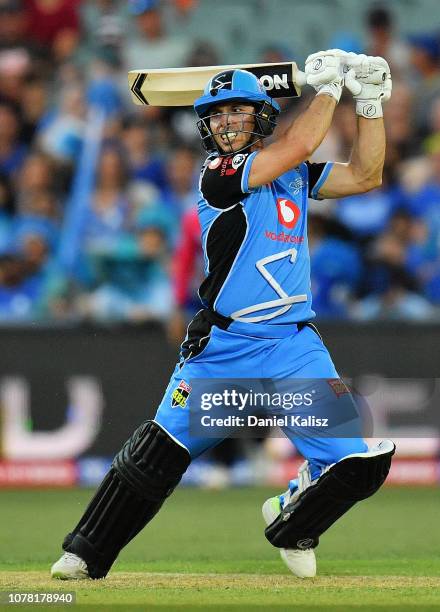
[305,161,327,197]
[201,153,252,209]
[198,204,247,308]
[180,309,231,362]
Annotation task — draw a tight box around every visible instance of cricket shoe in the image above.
[262,472,316,578]
[51,552,90,580]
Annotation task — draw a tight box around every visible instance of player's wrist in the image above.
[355,99,383,118]
[316,81,342,103]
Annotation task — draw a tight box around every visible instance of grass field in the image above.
[0,486,439,610]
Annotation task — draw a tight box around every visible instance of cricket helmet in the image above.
[194,69,280,155]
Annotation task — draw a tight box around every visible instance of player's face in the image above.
[208,103,256,154]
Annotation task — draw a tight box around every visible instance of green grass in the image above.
[0,487,439,609]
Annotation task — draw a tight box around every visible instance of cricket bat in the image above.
[128,62,307,107]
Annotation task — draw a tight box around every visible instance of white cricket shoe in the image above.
[51,552,90,580]
[262,494,316,578]
[262,461,317,579]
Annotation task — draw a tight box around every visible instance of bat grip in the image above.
[296,70,307,88]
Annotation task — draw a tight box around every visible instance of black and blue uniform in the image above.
[154,151,366,477]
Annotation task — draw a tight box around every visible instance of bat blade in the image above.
[128,62,303,107]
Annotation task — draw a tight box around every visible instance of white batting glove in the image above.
[303,49,345,103]
[344,55,392,118]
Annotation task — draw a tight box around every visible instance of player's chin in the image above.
[216,141,234,155]
[215,136,246,155]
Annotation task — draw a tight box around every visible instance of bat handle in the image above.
[296,70,307,88]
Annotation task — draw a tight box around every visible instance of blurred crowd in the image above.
[0,0,440,333]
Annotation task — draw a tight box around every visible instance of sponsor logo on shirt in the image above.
[264,230,304,244]
[208,157,222,170]
[276,198,301,229]
[327,379,351,397]
[288,177,303,195]
[217,155,247,176]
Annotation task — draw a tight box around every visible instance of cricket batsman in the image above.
[51,49,395,580]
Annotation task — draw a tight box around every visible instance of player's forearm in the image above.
[283,94,337,158]
[348,117,385,191]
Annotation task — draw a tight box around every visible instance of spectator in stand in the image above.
[81,205,173,323]
[360,221,407,292]
[16,218,66,315]
[334,161,404,244]
[0,172,15,251]
[0,253,30,320]
[397,214,439,302]
[168,205,201,343]
[383,80,414,160]
[401,137,440,303]
[309,214,362,319]
[15,152,59,219]
[408,32,440,143]
[172,0,197,21]
[25,0,81,63]
[20,76,51,144]
[82,144,132,249]
[0,47,32,106]
[86,56,125,118]
[80,0,128,69]
[122,117,169,193]
[0,100,27,177]
[0,218,66,321]
[352,265,435,321]
[162,145,199,222]
[406,135,440,219]
[356,221,437,320]
[0,0,35,58]
[185,39,220,69]
[38,84,86,165]
[365,4,410,77]
[125,0,192,70]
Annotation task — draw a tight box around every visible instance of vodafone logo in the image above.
[208,157,222,170]
[276,198,301,229]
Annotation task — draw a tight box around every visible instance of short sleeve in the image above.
[305,161,334,200]
[200,151,257,209]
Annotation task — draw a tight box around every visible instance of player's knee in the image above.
[113,420,191,500]
[327,438,368,465]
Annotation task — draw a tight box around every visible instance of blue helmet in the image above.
[194,69,280,155]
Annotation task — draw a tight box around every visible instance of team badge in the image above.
[232,153,246,169]
[171,380,192,408]
[209,71,233,93]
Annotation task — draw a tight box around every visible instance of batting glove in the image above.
[344,54,392,118]
[303,49,345,103]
